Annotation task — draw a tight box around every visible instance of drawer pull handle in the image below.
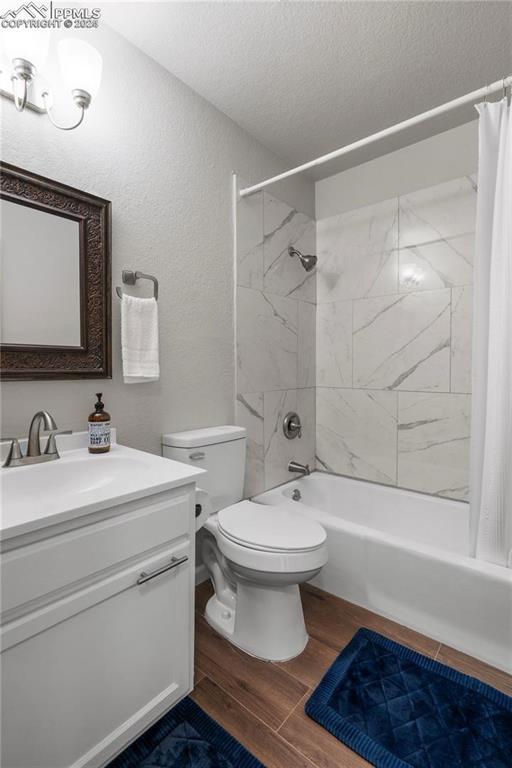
[189,451,205,461]
[137,555,188,585]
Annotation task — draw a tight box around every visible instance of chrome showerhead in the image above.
[288,246,318,272]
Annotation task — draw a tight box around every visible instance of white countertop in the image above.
[0,436,205,541]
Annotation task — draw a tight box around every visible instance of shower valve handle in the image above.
[283,412,302,439]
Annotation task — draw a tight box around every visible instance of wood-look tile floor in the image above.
[192,581,512,768]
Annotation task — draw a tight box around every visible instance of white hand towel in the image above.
[121,294,160,383]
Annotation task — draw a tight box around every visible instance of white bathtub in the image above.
[255,472,512,673]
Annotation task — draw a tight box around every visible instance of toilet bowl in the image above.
[202,501,326,660]
[162,426,327,661]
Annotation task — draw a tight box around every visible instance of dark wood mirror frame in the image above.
[0,162,112,380]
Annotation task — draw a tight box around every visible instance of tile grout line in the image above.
[449,286,453,393]
[194,667,285,733]
[316,281,474,305]
[240,383,472,396]
[308,385,472,395]
[270,658,314,689]
[276,686,370,768]
[395,390,399,487]
[277,687,312,734]
[238,283,316,306]
[395,196,400,491]
[195,672,318,768]
[350,298,354,389]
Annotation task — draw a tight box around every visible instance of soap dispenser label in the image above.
[89,421,111,448]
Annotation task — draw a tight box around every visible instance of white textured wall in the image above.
[0,24,313,454]
[316,121,478,218]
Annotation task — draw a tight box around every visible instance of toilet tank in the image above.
[162,426,246,512]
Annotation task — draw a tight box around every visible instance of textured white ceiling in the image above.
[104,1,512,179]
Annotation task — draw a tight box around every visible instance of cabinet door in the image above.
[1,544,192,768]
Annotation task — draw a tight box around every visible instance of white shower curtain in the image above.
[470,98,512,567]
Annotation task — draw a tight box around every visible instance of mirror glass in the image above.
[0,198,82,347]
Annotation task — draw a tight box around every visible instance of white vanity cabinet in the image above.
[1,475,199,768]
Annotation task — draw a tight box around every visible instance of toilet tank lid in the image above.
[162,425,246,448]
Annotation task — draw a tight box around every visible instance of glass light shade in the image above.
[0,26,51,71]
[57,39,102,98]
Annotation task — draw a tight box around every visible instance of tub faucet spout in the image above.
[288,460,310,476]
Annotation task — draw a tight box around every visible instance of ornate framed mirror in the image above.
[0,162,111,379]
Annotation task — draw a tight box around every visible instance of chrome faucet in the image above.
[288,460,310,476]
[2,411,71,468]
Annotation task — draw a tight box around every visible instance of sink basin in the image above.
[0,441,205,540]
[5,455,150,497]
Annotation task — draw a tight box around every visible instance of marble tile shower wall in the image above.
[316,175,476,500]
[236,189,316,496]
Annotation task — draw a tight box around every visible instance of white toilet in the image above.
[162,425,327,662]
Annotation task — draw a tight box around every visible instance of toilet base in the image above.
[205,592,236,638]
[204,580,309,662]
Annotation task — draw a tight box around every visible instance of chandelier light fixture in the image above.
[0,30,102,131]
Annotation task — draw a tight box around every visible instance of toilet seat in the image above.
[218,500,326,553]
[209,501,328,574]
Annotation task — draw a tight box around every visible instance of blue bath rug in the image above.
[306,628,512,768]
[107,696,264,768]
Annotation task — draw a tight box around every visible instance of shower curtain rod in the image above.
[239,75,512,198]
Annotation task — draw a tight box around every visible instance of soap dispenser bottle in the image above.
[88,393,111,454]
